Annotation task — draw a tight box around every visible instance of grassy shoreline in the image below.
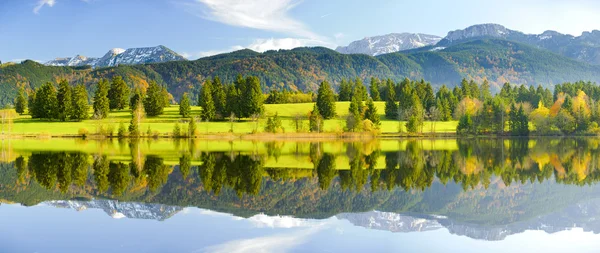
[0,102,459,139]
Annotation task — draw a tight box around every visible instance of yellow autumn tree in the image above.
[529,101,551,134]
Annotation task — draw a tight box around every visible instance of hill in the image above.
[1,39,599,105]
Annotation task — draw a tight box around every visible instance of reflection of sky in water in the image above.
[2,204,600,253]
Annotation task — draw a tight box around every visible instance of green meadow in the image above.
[5,102,458,136]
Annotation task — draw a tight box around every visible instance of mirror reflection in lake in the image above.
[3,138,600,252]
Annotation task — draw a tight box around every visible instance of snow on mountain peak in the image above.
[336,33,442,56]
[44,46,186,68]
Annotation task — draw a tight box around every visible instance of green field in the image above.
[5,102,458,136]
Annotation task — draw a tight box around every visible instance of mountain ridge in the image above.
[44,45,186,68]
[336,33,442,56]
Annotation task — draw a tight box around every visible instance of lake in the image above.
[2,138,600,252]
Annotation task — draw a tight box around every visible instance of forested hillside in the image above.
[1,39,600,106]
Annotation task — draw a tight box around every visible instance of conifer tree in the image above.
[15,87,27,115]
[241,76,264,118]
[57,80,73,121]
[309,104,323,132]
[369,77,381,101]
[144,81,165,117]
[179,93,191,118]
[108,76,130,110]
[33,82,58,119]
[130,88,143,111]
[199,83,215,121]
[385,82,398,119]
[71,84,89,121]
[364,98,380,126]
[93,79,110,119]
[211,76,226,118]
[316,81,336,119]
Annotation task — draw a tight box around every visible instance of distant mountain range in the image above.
[44,45,186,68]
[335,33,442,56]
[45,199,182,221]
[338,23,600,65]
[2,23,600,106]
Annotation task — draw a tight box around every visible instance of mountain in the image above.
[43,45,186,68]
[45,199,182,221]
[435,23,600,65]
[336,33,442,56]
[3,39,600,106]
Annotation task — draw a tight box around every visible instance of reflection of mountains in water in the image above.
[338,198,600,241]
[44,199,183,221]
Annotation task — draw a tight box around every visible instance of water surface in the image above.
[2,138,600,252]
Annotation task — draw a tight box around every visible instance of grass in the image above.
[3,102,458,136]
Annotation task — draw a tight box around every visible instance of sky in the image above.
[1,0,600,62]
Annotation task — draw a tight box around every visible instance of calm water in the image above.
[3,138,600,252]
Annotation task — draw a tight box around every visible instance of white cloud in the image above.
[33,0,56,14]
[200,228,320,253]
[191,0,319,40]
[183,38,332,59]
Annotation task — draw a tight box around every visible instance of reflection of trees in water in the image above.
[15,138,600,197]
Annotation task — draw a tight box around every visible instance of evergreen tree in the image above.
[28,91,36,117]
[241,76,264,118]
[71,84,89,121]
[179,93,191,118]
[316,81,336,119]
[225,85,240,118]
[309,104,323,132]
[15,87,26,115]
[211,76,227,118]
[188,117,197,137]
[338,79,352,101]
[57,80,73,121]
[369,77,381,101]
[200,83,215,121]
[161,86,170,108]
[130,88,143,111]
[144,81,165,117]
[354,78,368,100]
[405,94,424,133]
[33,82,58,119]
[364,98,380,126]
[346,92,363,132]
[93,79,110,119]
[108,76,130,110]
[384,82,398,119]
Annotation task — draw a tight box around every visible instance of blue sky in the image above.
[2,0,600,62]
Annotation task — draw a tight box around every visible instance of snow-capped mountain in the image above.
[336,33,442,56]
[436,23,600,64]
[44,45,186,68]
[44,199,182,221]
[337,198,600,241]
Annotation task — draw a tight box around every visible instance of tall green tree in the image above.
[57,80,73,121]
[15,87,27,115]
[200,83,215,121]
[338,79,352,101]
[130,88,143,111]
[346,92,363,132]
[144,81,166,117]
[385,82,398,119]
[71,84,89,121]
[108,76,130,110]
[179,93,191,118]
[309,104,323,132]
[369,78,381,101]
[32,82,58,120]
[364,98,380,126]
[93,79,110,119]
[405,94,424,133]
[211,76,227,118]
[316,81,336,119]
[241,76,264,118]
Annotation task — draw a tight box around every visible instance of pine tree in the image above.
[33,82,58,119]
[364,98,380,126]
[338,79,352,101]
[161,86,170,108]
[199,83,215,121]
[369,77,381,101]
[179,93,191,118]
[316,81,336,119]
[309,104,323,132]
[57,80,73,121]
[108,76,130,110]
[211,76,226,118]
[28,91,36,117]
[93,79,110,119]
[346,92,363,132]
[225,85,240,119]
[188,117,197,137]
[144,81,165,117]
[15,87,27,115]
[241,76,264,118]
[385,82,398,119]
[71,84,89,121]
[405,94,424,133]
[130,88,143,111]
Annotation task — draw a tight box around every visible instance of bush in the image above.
[118,123,128,138]
[173,123,181,138]
[78,128,89,137]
